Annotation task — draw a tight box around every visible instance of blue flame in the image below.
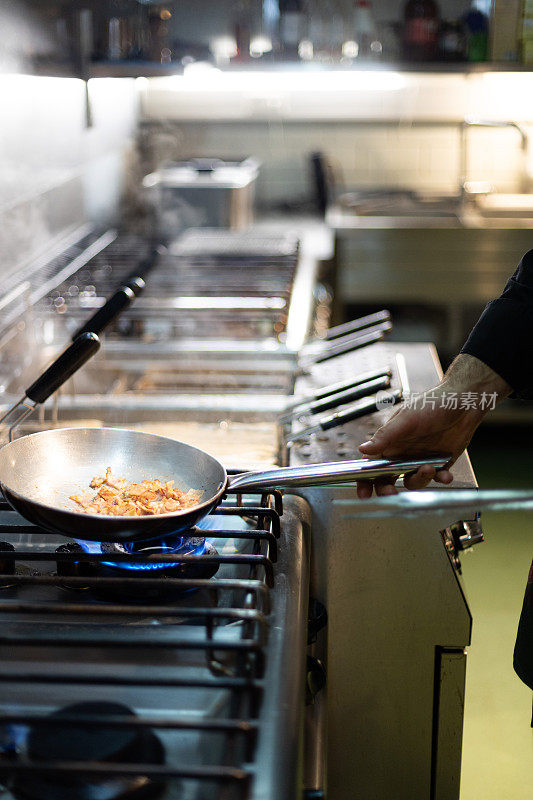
[75,536,208,571]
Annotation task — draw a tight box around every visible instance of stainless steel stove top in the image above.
[1,227,320,409]
[0,490,310,800]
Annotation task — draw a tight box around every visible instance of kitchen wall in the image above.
[0,2,139,290]
[0,75,138,289]
[139,70,533,205]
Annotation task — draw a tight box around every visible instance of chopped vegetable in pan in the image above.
[70,467,200,516]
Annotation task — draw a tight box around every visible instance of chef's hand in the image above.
[356,354,512,498]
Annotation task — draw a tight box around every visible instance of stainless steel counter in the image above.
[328,210,533,358]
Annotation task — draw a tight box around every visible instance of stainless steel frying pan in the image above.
[0,426,450,543]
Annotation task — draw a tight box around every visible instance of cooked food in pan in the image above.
[70,467,200,517]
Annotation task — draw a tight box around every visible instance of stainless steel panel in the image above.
[289,342,476,800]
[432,648,468,800]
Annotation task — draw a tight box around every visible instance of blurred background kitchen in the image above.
[1,1,533,799]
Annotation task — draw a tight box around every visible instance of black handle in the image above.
[320,389,402,430]
[306,375,391,416]
[140,246,166,276]
[325,310,391,341]
[125,246,165,283]
[313,328,387,364]
[72,287,135,340]
[312,369,392,401]
[25,333,100,404]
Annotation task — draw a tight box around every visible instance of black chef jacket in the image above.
[461,248,533,692]
[461,248,533,400]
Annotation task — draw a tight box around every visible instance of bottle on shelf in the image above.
[353,0,382,60]
[521,0,533,64]
[491,0,521,62]
[403,0,440,62]
[462,1,489,62]
[279,0,305,60]
[437,19,466,62]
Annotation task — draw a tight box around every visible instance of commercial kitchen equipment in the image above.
[143,157,260,234]
[0,222,484,800]
[0,481,312,800]
[288,340,482,800]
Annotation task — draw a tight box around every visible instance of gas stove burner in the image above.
[56,536,219,602]
[98,535,210,572]
[12,701,166,800]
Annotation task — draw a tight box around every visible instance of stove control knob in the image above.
[451,516,485,551]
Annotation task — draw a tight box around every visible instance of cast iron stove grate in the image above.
[0,484,285,800]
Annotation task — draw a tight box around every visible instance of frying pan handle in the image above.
[25,333,100,404]
[227,456,451,493]
[72,286,136,339]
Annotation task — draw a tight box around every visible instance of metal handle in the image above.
[321,389,402,430]
[126,246,165,283]
[325,310,391,341]
[124,276,146,297]
[311,327,388,364]
[335,488,533,520]
[312,369,392,401]
[282,375,391,421]
[284,369,392,415]
[227,456,451,493]
[304,376,392,417]
[25,333,100,404]
[72,287,136,339]
[319,322,392,353]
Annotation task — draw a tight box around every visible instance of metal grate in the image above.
[0,484,288,800]
[38,232,298,341]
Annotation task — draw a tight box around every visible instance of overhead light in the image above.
[160,9,172,20]
[211,36,238,63]
[250,35,273,58]
[298,39,314,61]
[342,41,359,58]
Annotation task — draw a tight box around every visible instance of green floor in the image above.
[459,426,533,800]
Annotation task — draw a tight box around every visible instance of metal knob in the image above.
[451,516,485,551]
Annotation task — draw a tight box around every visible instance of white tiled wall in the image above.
[140,71,533,204]
[140,119,527,203]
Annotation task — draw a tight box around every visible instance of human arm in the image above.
[356,247,533,497]
[356,354,512,497]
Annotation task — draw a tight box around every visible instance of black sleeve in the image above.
[461,249,533,397]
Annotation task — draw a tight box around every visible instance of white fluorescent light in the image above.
[165,69,406,92]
